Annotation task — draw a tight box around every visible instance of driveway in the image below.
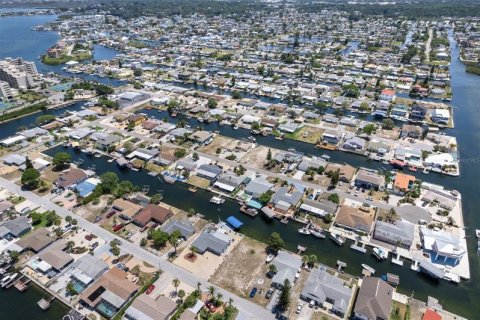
[296,304,313,320]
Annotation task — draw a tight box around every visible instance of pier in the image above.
[37,296,55,310]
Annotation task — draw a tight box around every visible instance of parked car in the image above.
[309,300,315,308]
[90,242,99,249]
[296,303,303,314]
[94,216,102,223]
[265,287,275,299]
[106,210,116,218]
[249,287,257,298]
[205,301,216,313]
[146,285,155,295]
[113,224,124,232]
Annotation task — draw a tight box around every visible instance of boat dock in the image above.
[13,275,30,291]
[350,241,367,254]
[37,296,55,310]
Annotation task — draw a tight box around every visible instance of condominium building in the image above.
[0,81,13,99]
[0,57,38,89]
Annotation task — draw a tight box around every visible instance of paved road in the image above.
[0,177,275,320]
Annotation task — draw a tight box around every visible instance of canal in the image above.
[0,13,479,318]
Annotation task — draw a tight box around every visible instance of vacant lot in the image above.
[198,135,231,155]
[240,146,278,169]
[186,175,211,189]
[211,237,272,305]
[285,126,325,144]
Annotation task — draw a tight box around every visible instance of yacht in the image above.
[265,254,275,263]
[310,229,326,239]
[298,227,311,235]
[1,273,18,288]
[373,247,388,260]
[330,233,346,245]
[210,196,225,205]
[476,230,480,238]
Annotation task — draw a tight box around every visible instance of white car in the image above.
[296,303,303,314]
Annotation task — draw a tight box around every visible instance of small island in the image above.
[41,42,92,65]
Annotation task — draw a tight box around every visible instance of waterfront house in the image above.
[189,130,213,144]
[68,128,94,140]
[335,205,376,234]
[62,255,109,293]
[421,189,457,210]
[393,173,416,195]
[161,219,195,239]
[400,124,423,139]
[353,277,393,320]
[112,198,142,220]
[176,158,197,172]
[271,250,302,288]
[244,177,273,199]
[213,172,245,193]
[191,229,231,256]
[153,122,176,134]
[300,264,354,317]
[422,309,442,320]
[354,169,385,190]
[373,220,415,249]
[298,157,328,172]
[271,186,303,213]
[431,108,450,125]
[91,132,121,151]
[299,199,338,218]
[367,140,391,156]
[79,268,139,318]
[133,204,174,227]
[55,168,88,189]
[343,136,366,151]
[420,227,466,266]
[36,240,74,273]
[322,129,341,145]
[410,104,427,121]
[124,294,177,320]
[196,164,223,181]
[15,228,53,253]
[126,147,159,162]
[379,89,396,102]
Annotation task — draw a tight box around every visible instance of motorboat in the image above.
[298,227,311,235]
[373,247,388,260]
[1,273,18,288]
[361,264,376,275]
[265,254,275,263]
[475,229,480,238]
[310,229,326,239]
[321,154,331,160]
[210,196,225,205]
[329,233,346,245]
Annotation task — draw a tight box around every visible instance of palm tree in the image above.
[196,281,202,294]
[302,255,310,267]
[178,289,186,302]
[208,285,216,299]
[172,278,180,294]
[189,246,198,259]
[216,293,223,306]
[228,298,233,307]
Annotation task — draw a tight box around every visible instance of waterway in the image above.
[1,14,479,319]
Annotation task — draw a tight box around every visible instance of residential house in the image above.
[112,198,142,220]
[65,254,109,293]
[431,109,450,125]
[79,268,139,318]
[271,187,303,213]
[343,136,366,151]
[353,277,393,320]
[420,227,466,266]
[393,173,416,195]
[300,265,354,317]
[15,228,53,253]
[161,219,195,239]
[335,205,376,234]
[400,124,423,139]
[133,204,174,227]
[55,168,88,189]
[271,250,302,288]
[213,172,245,193]
[196,164,222,181]
[299,199,338,218]
[410,104,427,122]
[124,294,177,320]
[244,177,273,199]
[354,169,385,190]
[373,220,415,248]
[325,163,356,182]
[322,129,341,145]
[191,229,231,255]
[0,215,31,238]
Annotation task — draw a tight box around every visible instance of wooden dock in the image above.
[37,296,54,310]
[13,276,30,292]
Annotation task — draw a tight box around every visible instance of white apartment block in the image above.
[0,57,38,89]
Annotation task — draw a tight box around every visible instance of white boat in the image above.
[265,254,275,263]
[310,229,326,239]
[373,247,388,260]
[1,273,18,288]
[423,167,430,174]
[233,126,238,130]
[361,264,376,275]
[210,196,225,205]
[321,154,330,160]
[476,230,480,238]
[382,160,389,165]
[329,233,346,245]
[298,227,311,235]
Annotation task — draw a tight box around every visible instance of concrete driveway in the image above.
[295,303,313,320]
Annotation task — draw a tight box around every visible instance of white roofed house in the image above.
[420,227,466,266]
[271,250,302,288]
[213,172,246,194]
[300,265,354,317]
[431,108,450,125]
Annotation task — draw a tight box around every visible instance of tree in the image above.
[30,212,43,225]
[150,193,163,204]
[52,152,72,170]
[172,278,180,293]
[110,241,120,256]
[258,190,273,205]
[207,98,218,108]
[66,241,75,252]
[25,157,33,169]
[208,285,216,298]
[278,279,291,311]
[21,168,41,189]
[192,152,199,161]
[327,169,340,186]
[151,229,169,249]
[114,180,134,198]
[231,91,241,99]
[327,193,340,204]
[268,264,277,275]
[66,281,77,296]
[100,172,119,193]
[266,148,272,161]
[189,246,198,259]
[382,119,395,130]
[133,68,143,77]
[169,230,182,255]
[362,123,376,135]
[268,232,284,252]
[174,148,187,159]
[65,215,72,224]
[308,254,317,268]
[45,210,61,226]
[8,250,19,263]
[140,238,147,247]
[387,208,398,222]
[178,289,186,301]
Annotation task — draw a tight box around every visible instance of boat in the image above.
[476,230,480,238]
[409,166,417,172]
[247,136,256,142]
[382,160,389,165]
[373,247,388,260]
[321,154,330,160]
[1,273,18,288]
[329,233,346,245]
[210,196,225,205]
[188,186,198,193]
[310,229,326,239]
[233,126,239,130]
[361,264,376,275]
[298,227,311,235]
[265,254,275,263]
[423,167,430,174]
[240,206,258,217]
